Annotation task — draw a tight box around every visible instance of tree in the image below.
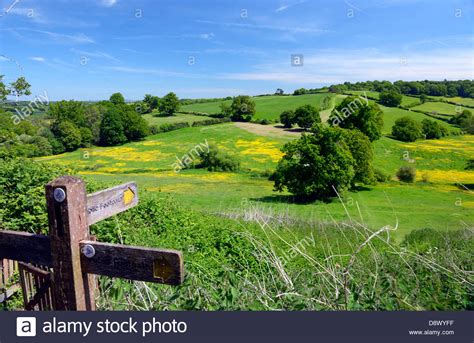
[293,88,307,96]
[329,96,384,141]
[279,110,295,128]
[219,102,232,117]
[275,88,284,96]
[273,125,355,201]
[48,100,87,127]
[51,120,82,151]
[0,75,9,101]
[421,119,445,139]
[420,94,428,104]
[158,92,180,116]
[230,95,256,121]
[109,92,125,105]
[379,90,402,107]
[122,106,150,140]
[99,107,127,146]
[9,76,31,101]
[294,105,321,129]
[391,117,423,142]
[143,94,160,112]
[342,129,375,185]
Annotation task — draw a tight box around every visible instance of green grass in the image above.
[143,112,213,126]
[181,94,332,121]
[38,121,473,240]
[431,96,474,107]
[345,90,421,107]
[411,101,465,116]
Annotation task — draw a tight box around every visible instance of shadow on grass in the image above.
[250,194,335,205]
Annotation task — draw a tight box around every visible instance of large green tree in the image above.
[294,105,321,129]
[273,125,355,200]
[158,92,180,116]
[110,92,125,105]
[230,95,256,121]
[391,117,423,142]
[51,120,82,151]
[379,90,402,107]
[99,107,127,146]
[329,96,384,141]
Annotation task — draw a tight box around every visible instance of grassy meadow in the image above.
[38,99,474,240]
[181,93,333,120]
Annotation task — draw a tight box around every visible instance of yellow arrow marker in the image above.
[123,187,135,205]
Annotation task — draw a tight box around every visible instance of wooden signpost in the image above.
[0,176,184,311]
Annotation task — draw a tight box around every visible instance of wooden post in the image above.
[45,176,96,311]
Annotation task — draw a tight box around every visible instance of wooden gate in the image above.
[18,262,53,310]
[0,259,19,303]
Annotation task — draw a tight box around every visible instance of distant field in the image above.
[142,112,213,126]
[345,90,420,107]
[181,94,332,121]
[38,121,473,239]
[431,96,474,107]
[378,105,455,134]
[411,102,464,116]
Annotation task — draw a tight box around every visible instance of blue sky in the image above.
[1,0,473,100]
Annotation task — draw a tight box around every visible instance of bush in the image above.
[396,166,416,183]
[379,90,402,107]
[197,145,240,172]
[421,119,445,139]
[392,117,423,142]
[374,169,391,182]
[191,118,231,127]
[465,159,474,170]
[158,122,190,132]
[158,92,180,116]
[294,105,321,129]
[280,110,295,128]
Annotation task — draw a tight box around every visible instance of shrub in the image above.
[396,166,416,183]
[280,110,295,128]
[158,122,190,132]
[421,119,445,139]
[197,145,240,172]
[294,105,321,130]
[392,117,423,142]
[374,169,391,182]
[379,90,402,107]
[465,159,474,170]
[192,118,231,127]
[421,172,430,183]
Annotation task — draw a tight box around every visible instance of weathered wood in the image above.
[86,182,138,225]
[0,231,52,267]
[80,241,184,285]
[45,176,96,311]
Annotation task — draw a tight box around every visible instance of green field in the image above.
[142,112,214,126]
[181,94,333,121]
[38,115,473,239]
[345,90,420,107]
[411,101,465,116]
[431,96,474,107]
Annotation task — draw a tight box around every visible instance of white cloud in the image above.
[196,19,332,35]
[11,28,94,44]
[30,56,45,62]
[217,48,474,84]
[70,48,119,62]
[105,66,205,79]
[275,0,307,13]
[100,0,117,7]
